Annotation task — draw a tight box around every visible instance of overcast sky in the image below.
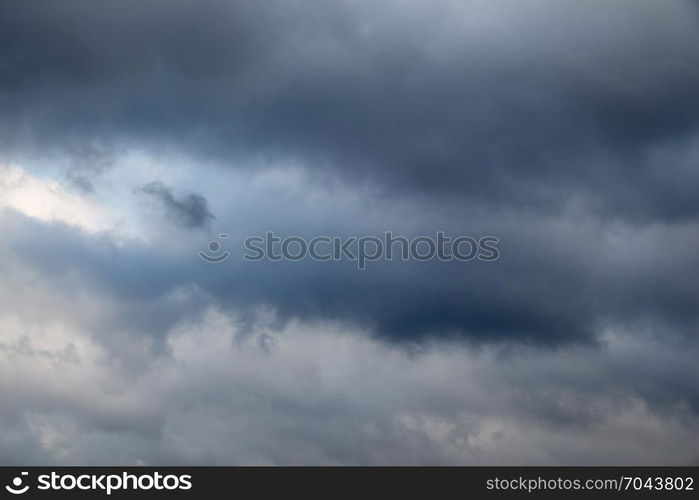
[1,0,698,465]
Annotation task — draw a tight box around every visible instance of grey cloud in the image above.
[3,199,699,347]
[0,308,697,465]
[140,181,214,229]
[62,142,114,193]
[2,0,699,222]
[1,0,699,466]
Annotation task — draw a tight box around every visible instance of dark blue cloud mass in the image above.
[0,0,698,465]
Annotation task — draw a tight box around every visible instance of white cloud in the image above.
[0,165,109,232]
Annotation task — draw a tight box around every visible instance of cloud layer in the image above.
[1,0,698,464]
[1,303,697,465]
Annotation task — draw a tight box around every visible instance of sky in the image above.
[0,0,698,465]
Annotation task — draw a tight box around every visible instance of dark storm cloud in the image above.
[3,203,699,348]
[140,181,214,229]
[2,0,699,222]
[1,0,698,345]
[1,252,698,466]
[0,208,593,345]
[4,211,699,449]
[1,0,699,465]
